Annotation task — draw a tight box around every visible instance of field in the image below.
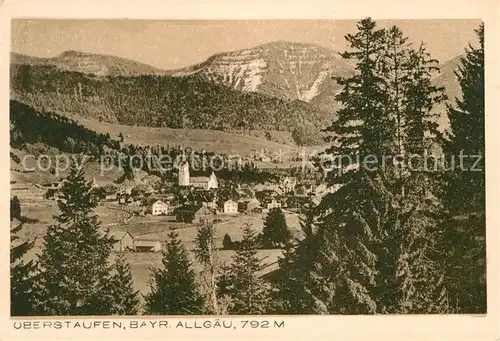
[72,116,327,160]
[14,200,301,299]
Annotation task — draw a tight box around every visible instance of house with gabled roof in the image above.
[223,199,238,215]
[109,230,135,252]
[134,239,162,252]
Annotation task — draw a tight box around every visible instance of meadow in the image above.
[72,116,327,160]
[14,200,301,298]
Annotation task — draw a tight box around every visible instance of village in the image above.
[11,152,336,257]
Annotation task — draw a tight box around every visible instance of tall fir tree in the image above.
[275,18,448,314]
[144,231,204,315]
[315,17,392,314]
[273,208,331,314]
[108,253,140,315]
[261,208,292,249]
[36,164,117,315]
[377,27,449,314]
[11,221,38,316]
[226,224,271,314]
[440,23,486,313]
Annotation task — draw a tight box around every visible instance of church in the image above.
[178,156,218,190]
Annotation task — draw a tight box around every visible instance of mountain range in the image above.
[11,50,167,77]
[10,41,461,142]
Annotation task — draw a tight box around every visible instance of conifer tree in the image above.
[193,221,230,314]
[262,208,292,248]
[276,18,448,314]
[377,27,448,314]
[144,231,204,314]
[36,164,116,315]
[314,17,391,314]
[273,209,330,314]
[222,233,233,250]
[108,253,140,315]
[440,23,485,313]
[11,222,38,316]
[226,224,271,314]
[10,196,22,222]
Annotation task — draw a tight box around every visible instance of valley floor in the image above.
[14,198,301,300]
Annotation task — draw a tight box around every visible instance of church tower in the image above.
[178,152,190,187]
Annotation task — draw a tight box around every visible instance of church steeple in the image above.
[178,151,190,187]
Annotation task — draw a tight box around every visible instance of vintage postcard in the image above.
[1,0,499,340]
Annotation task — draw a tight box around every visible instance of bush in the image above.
[222,233,233,250]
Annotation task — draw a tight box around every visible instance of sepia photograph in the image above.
[7,17,487,319]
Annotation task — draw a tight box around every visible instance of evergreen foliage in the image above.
[11,221,39,316]
[36,164,117,315]
[222,233,233,250]
[11,65,330,139]
[10,196,21,222]
[275,18,450,314]
[226,224,271,314]
[108,253,141,315]
[440,23,486,313]
[261,208,292,248]
[144,231,204,314]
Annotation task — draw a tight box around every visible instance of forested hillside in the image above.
[10,100,120,158]
[10,64,332,137]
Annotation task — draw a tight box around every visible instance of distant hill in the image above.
[432,55,464,131]
[10,62,332,143]
[171,41,354,112]
[10,43,464,140]
[11,50,168,77]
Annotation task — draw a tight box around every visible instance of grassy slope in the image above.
[74,116,328,158]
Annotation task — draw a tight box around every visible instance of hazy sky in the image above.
[11,19,481,70]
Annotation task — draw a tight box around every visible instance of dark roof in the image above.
[195,205,217,215]
[190,170,215,178]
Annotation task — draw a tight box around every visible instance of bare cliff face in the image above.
[171,41,354,111]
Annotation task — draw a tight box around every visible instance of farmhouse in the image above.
[265,199,282,210]
[293,184,310,198]
[223,199,238,215]
[12,183,45,199]
[176,204,217,224]
[109,230,134,252]
[134,239,162,252]
[236,187,255,199]
[255,189,281,203]
[105,193,118,201]
[151,200,169,216]
[238,198,261,212]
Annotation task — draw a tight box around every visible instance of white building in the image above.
[178,154,218,190]
[267,199,282,210]
[223,199,238,215]
[191,172,218,190]
[152,200,169,216]
[281,177,297,193]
